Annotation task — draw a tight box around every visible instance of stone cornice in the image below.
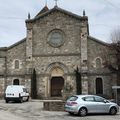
[33,53,81,57]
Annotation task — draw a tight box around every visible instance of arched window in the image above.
[14,60,19,69]
[96,78,103,94]
[96,58,102,68]
[13,79,19,85]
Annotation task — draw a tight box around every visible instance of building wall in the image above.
[87,37,116,97]
[25,10,84,98]
[0,49,7,97]
[6,41,26,88]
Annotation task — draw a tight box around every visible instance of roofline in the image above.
[26,6,88,23]
[88,36,110,46]
[0,47,7,51]
[7,38,26,50]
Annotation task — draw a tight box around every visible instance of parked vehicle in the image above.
[65,95,119,117]
[5,85,29,103]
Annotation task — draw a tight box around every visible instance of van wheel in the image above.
[5,100,9,103]
[26,96,29,101]
[20,97,23,103]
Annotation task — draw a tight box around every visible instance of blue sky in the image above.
[0,0,120,47]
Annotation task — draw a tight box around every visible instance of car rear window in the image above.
[68,96,78,101]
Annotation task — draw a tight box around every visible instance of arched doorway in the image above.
[96,78,103,94]
[13,79,19,85]
[50,67,64,97]
[51,77,64,97]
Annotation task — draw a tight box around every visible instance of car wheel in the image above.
[109,107,117,115]
[78,107,87,117]
[5,100,9,103]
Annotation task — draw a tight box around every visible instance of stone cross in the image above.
[45,0,47,6]
[54,0,59,6]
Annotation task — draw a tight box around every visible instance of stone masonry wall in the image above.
[7,41,26,76]
[32,11,81,56]
[87,37,116,97]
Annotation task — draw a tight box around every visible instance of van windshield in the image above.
[23,88,28,93]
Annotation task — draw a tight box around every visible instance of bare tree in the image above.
[110,28,120,85]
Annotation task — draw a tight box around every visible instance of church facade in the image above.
[0,5,117,99]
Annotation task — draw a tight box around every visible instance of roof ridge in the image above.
[35,5,49,17]
[88,36,110,46]
[26,6,88,23]
[7,38,26,49]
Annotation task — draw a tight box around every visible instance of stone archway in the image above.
[45,62,68,98]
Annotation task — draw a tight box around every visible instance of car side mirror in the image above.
[104,100,109,103]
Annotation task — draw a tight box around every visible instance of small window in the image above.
[14,60,19,69]
[23,88,28,93]
[13,79,19,85]
[94,96,105,102]
[68,96,78,101]
[96,58,102,68]
[83,96,94,102]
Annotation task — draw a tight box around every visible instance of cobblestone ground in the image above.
[0,100,120,120]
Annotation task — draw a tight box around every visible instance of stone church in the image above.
[0,5,117,99]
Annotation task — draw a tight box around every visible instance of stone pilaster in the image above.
[26,29,33,61]
[80,17,89,94]
[81,74,88,94]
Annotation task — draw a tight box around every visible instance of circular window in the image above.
[48,30,64,47]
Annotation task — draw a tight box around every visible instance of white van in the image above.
[5,85,29,103]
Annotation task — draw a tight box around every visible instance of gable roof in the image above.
[36,5,49,17]
[88,36,110,46]
[7,38,26,50]
[26,6,88,23]
[0,47,7,51]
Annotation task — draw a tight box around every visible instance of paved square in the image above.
[0,100,119,120]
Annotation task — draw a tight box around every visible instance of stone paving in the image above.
[0,100,120,120]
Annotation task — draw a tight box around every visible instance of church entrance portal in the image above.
[51,77,64,97]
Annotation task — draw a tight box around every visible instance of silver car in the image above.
[65,95,119,116]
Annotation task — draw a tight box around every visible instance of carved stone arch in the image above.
[45,62,68,97]
[95,57,102,62]
[95,57,102,68]
[45,62,69,75]
[14,59,20,69]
